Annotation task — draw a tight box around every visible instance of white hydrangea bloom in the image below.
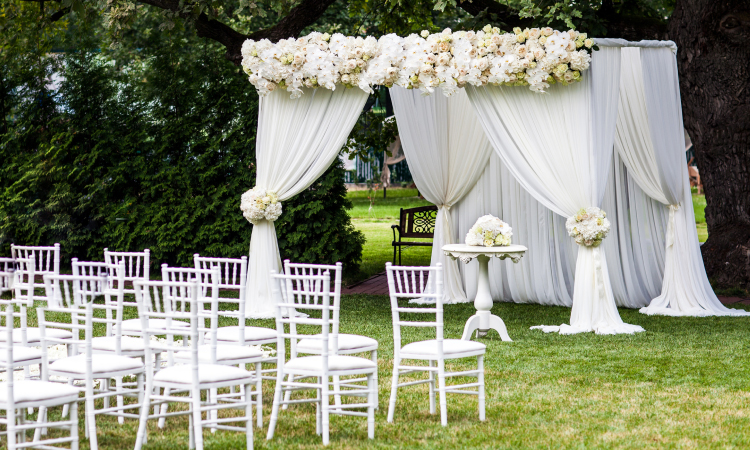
[565,207,610,247]
[466,215,513,247]
[240,187,283,225]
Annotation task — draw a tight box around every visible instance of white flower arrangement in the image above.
[566,207,610,247]
[465,215,513,247]
[241,26,594,97]
[240,187,282,225]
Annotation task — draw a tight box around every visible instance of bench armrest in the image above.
[391,224,401,244]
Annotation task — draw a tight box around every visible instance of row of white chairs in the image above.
[1,244,486,449]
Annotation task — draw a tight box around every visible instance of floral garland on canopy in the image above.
[241,25,594,98]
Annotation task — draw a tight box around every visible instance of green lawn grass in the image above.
[10,291,750,449]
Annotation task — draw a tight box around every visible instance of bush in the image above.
[0,39,363,274]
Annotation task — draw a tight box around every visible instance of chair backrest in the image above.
[10,243,60,277]
[0,257,14,294]
[385,263,443,357]
[72,259,127,340]
[161,265,220,345]
[13,255,36,307]
[193,254,248,341]
[134,280,207,378]
[398,206,438,238]
[283,260,342,335]
[38,273,107,381]
[103,248,150,293]
[271,270,333,369]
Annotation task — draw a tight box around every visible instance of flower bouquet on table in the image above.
[566,207,610,247]
[465,215,513,247]
[240,187,282,225]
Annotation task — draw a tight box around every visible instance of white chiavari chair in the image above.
[0,256,73,350]
[162,265,263,430]
[266,270,376,446]
[194,254,274,427]
[38,273,146,450]
[282,260,379,410]
[385,263,486,426]
[1,283,80,450]
[10,244,60,303]
[133,279,256,450]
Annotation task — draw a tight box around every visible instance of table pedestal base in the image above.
[461,310,512,341]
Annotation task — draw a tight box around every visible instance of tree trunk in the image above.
[669,0,750,290]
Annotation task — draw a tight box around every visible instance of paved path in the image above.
[342,271,750,307]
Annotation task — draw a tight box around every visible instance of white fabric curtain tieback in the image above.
[666,203,680,248]
[437,205,451,211]
[593,247,606,304]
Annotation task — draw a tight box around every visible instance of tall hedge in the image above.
[0,39,364,274]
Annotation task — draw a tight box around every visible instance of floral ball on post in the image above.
[566,207,610,247]
[240,187,282,225]
[466,215,513,247]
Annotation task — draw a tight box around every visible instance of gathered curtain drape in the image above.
[466,47,645,334]
[390,87,493,304]
[615,47,749,316]
[246,87,368,318]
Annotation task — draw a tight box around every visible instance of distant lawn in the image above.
[347,188,711,281]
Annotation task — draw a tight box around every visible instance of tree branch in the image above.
[49,6,71,22]
[137,0,337,65]
[457,0,532,29]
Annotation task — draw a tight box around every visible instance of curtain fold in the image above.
[615,48,748,316]
[389,87,493,303]
[467,47,644,334]
[246,87,368,318]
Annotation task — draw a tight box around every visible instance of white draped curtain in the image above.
[467,47,645,334]
[389,87,493,304]
[246,87,368,318]
[615,47,749,316]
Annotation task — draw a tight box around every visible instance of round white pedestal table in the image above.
[442,244,527,341]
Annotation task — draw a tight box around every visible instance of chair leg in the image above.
[478,355,485,421]
[116,377,125,425]
[282,373,293,410]
[86,389,99,450]
[387,359,400,423]
[333,375,343,409]
[192,388,204,450]
[62,379,74,418]
[244,382,254,450]
[371,349,379,409]
[33,406,47,440]
[158,388,170,428]
[321,376,330,446]
[188,409,195,450]
[315,378,322,436]
[255,362,263,428]
[437,359,447,427]
[134,387,151,450]
[70,400,79,450]
[367,374,375,440]
[209,388,218,433]
[429,359,436,415]
[266,366,284,440]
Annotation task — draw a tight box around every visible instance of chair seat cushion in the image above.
[0,328,73,344]
[153,364,254,385]
[91,336,146,353]
[0,346,42,363]
[400,339,486,358]
[212,326,276,343]
[49,354,144,377]
[296,334,377,354]
[285,355,376,373]
[0,381,80,405]
[121,318,190,334]
[174,345,263,364]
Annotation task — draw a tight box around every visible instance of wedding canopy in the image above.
[239,28,748,330]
